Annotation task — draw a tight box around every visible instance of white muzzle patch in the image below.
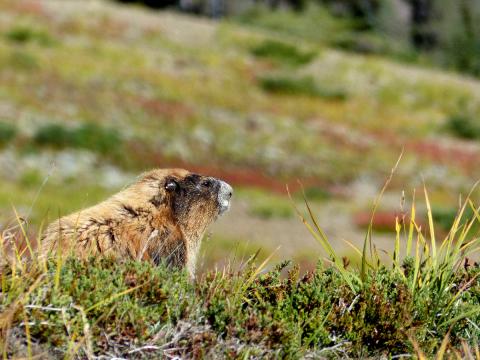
[217,180,233,215]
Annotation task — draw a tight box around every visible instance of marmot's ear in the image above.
[165,179,178,192]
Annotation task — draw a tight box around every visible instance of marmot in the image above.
[41,168,233,277]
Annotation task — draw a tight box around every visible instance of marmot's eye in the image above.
[201,179,213,188]
[165,180,178,192]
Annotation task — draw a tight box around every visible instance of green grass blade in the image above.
[394,216,401,267]
[412,233,421,295]
[242,247,280,292]
[407,191,416,256]
[86,282,148,313]
[342,239,362,257]
[441,307,480,327]
[423,185,436,268]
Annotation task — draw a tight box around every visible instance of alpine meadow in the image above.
[1,0,480,358]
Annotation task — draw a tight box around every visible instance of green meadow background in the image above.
[2,0,480,271]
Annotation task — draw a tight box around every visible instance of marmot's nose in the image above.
[217,180,233,214]
[220,181,233,199]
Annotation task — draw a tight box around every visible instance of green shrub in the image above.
[34,123,122,154]
[0,121,16,146]
[237,4,353,46]
[445,113,480,139]
[2,256,478,358]
[259,75,347,100]
[8,49,39,70]
[5,25,54,46]
[444,34,480,78]
[33,123,71,148]
[70,123,121,154]
[251,39,316,66]
[332,32,417,61]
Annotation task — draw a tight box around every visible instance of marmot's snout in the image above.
[216,180,233,215]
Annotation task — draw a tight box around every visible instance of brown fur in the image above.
[40,168,231,277]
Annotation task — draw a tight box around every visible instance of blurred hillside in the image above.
[117,0,480,77]
[1,0,480,269]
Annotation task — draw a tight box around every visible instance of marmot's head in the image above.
[136,168,233,238]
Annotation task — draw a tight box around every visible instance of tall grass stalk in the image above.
[292,158,480,324]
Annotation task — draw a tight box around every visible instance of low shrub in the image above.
[0,121,17,146]
[33,123,71,148]
[70,123,122,154]
[443,35,480,78]
[446,113,480,140]
[237,4,353,47]
[259,75,347,100]
[5,25,55,46]
[33,122,122,154]
[332,32,417,61]
[251,39,316,66]
[1,255,478,358]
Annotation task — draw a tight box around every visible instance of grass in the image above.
[7,49,39,71]
[0,188,479,358]
[258,75,347,100]
[199,234,277,272]
[0,3,480,356]
[0,180,110,225]
[239,188,294,219]
[250,39,317,67]
[237,3,414,61]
